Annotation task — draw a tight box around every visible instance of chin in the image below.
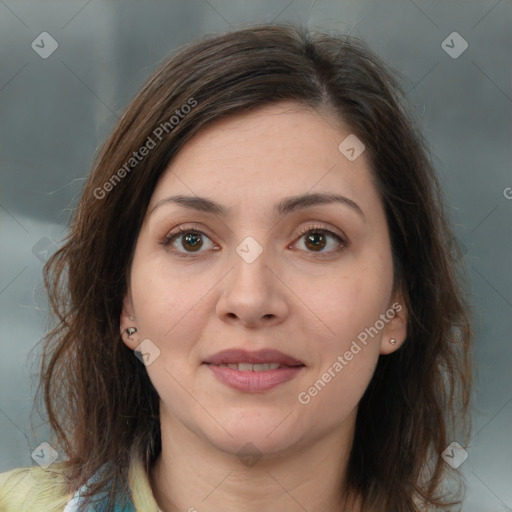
[199,417,302,460]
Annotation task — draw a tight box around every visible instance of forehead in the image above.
[149,102,379,216]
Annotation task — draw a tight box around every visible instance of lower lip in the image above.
[205,364,304,392]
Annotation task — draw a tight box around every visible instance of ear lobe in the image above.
[120,294,138,349]
[380,297,408,355]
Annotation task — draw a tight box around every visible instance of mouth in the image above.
[203,348,305,392]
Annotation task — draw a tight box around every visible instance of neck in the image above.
[150,409,359,512]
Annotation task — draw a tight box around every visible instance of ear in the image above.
[120,293,139,350]
[380,293,408,355]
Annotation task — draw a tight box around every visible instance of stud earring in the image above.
[125,327,137,336]
[389,338,397,345]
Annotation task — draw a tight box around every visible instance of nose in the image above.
[215,244,289,329]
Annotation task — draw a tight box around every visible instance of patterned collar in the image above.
[63,465,136,512]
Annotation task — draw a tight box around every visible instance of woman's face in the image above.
[121,102,407,458]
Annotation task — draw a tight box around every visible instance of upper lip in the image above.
[203,348,305,366]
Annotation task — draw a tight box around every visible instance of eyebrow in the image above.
[149,192,364,218]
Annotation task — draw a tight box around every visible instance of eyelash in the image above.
[160,223,347,258]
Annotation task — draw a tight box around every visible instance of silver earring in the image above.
[126,327,137,336]
[389,338,397,345]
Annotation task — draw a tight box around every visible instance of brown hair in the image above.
[37,24,472,511]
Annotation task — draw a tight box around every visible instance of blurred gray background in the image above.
[1,0,511,510]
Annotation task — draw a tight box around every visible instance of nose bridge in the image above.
[217,235,287,325]
[229,236,273,299]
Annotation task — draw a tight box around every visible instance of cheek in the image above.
[299,269,389,343]
[296,277,385,414]
[130,255,208,338]
[129,261,212,404]
[297,351,378,425]
[128,267,213,394]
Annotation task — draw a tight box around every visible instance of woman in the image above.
[0,24,472,512]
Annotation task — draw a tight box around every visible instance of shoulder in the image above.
[0,463,72,512]
[0,456,161,512]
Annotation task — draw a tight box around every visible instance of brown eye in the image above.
[181,232,203,251]
[162,227,217,255]
[294,227,346,255]
[304,232,327,251]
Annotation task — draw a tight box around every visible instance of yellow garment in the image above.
[0,455,162,512]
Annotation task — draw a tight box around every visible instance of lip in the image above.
[203,348,305,366]
[203,348,305,393]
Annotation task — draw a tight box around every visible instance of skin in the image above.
[120,101,408,512]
